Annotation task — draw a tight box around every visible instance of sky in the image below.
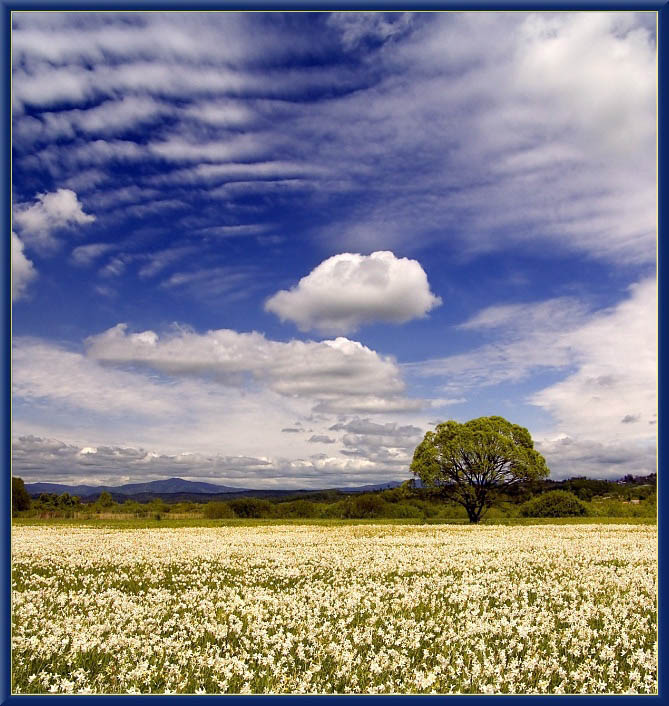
[11,11,657,489]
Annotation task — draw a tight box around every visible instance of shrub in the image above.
[586,494,656,518]
[384,502,423,519]
[405,498,440,518]
[322,501,348,519]
[97,491,114,508]
[148,499,170,514]
[520,490,587,518]
[274,500,320,518]
[228,497,273,518]
[346,494,388,518]
[203,501,236,519]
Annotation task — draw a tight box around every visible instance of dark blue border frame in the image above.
[1,2,666,704]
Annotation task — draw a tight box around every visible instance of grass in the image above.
[11,515,656,530]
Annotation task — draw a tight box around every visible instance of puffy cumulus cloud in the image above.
[11,232,36,301]
[265,251,441,334]
[84,324,426,413]
[13,188,95,250]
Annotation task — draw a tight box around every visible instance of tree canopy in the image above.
[410,415,549,523]
[12,476,31,512]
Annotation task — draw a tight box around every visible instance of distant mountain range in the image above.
[25,477,404,502]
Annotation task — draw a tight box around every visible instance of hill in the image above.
[25,477,403,503]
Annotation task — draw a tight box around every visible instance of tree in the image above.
[411,416,550,523]
[12,477,31,512]
[520,490,587,517]
[203,501,235,519]
[97,491,114,508]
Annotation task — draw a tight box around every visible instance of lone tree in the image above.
[411,415,549,523]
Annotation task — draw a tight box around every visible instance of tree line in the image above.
[12,415,657,523]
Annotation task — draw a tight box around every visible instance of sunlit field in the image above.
[12,524,656,694]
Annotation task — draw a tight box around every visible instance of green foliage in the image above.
[411,416,550,523]
[382,502,423,519]
[147,498,170,514]
[348,494,388,518]
[96,491,114,508]
[273,500,321,518]
[12,477,32,512]
[228,497,274,518]
[203,501,236,519]
[586,493,656,518]
[520,490,587,518]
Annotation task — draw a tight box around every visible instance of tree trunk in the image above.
[465,506,482,523]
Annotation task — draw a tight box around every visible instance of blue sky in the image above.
[11,11,656,488]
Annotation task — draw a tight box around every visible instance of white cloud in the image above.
[183,99,256,127]
[148,133,268,163]
[71,242,116,266]
[159,266,259,302]
[84,323,420,409]
[12,334,433,487]
[529,279,656,446]
[409,278,656,479]
[11,13,655,265]
[11,433,415,488]
[14,97,172,144]
[13,188,95,249]
[329,417,424,469]
[11,232,36,301]
[138,247,197,278]
[308,435,336,444]
[11,332,438,485]
[307,13,655,265]
[12,338,178,419]
[265,251,441,334]
[535,435,656,481]
[328,12,415,49]
[409,296,590,388]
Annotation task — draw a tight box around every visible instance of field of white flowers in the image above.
[12,524,656,694]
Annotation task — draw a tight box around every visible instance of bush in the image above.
[520,490,587,518]
[346,494,388,518]
[586,494,656,518]
[320,495,389,519]
[274,500,320,518]
[228,497,273,518]
[404,498,440,518]
[203,501,236,519]
[383,502,423,519]
[97,491,114,508]
[148,499,170,514]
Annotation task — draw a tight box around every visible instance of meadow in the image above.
[12,523,657,694]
